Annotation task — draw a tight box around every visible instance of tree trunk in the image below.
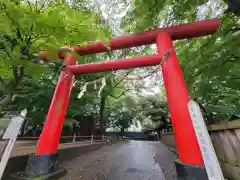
[72,123,77,136]
[20,118,29,136]
[0,67,24,111]
[0,92,14,111]
[99,95,106,135]
[120,126,124,138]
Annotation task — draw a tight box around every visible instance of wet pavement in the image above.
[60,141,177,180]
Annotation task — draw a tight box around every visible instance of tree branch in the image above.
[110,88,142,99]
[26,24,34,45]
[26,1,33,12]
[0,76,5,86]
[110,71,132,92]
[12,66,18,81]
[110,89,131,99]
[36,1,45,14]
[0,92,14,110]
[0,66,24,110]
[33,39,50,51]
[31,34,51,44]
[1,48,12,59]
[12,66,24,86]
[19,66,24,80]
[2,3,23,41]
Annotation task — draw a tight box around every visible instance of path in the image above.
[60,141,177,180]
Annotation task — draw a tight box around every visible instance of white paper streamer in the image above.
[94,82,97,90]
[98,78,106,98]
[78,83,88,99]
[72,80,77,87]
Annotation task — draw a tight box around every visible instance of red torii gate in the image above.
[26,18,220,179]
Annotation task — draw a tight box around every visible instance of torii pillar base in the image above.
[11,154,66,180]
[175,159,208,180]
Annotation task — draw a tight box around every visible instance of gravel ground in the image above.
[59,141,177,180]
[153,142,178,180]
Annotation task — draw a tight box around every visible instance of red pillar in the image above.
[156,32,203,165]
[36,54,76,154]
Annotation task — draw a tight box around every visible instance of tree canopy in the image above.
[121,0,239,122]
[0,0,111,109]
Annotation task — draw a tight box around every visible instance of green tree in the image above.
[121,1,240,122]
[121,0,209,33]
[0,0,110,110]
[108,95,138,135]
[177,14,240,121]
[135,94,170,131]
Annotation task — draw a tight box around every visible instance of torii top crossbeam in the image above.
[38,18,220,60]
